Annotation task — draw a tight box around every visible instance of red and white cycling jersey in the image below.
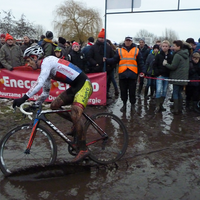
[26,56,84,103]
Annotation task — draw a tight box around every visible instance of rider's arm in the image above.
[26,62,51,98]
[34,77,51,105]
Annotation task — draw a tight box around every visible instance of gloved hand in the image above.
[13,94,29,108]
[163,59,168,66]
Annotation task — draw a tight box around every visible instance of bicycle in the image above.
[0,102,128,176]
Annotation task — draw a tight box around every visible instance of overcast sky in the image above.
[1,0,200,44]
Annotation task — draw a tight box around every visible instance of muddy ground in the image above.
[0,92,200,200]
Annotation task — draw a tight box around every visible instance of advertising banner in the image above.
[0,66,107,106]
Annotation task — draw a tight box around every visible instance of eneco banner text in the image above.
[0,66,107,105]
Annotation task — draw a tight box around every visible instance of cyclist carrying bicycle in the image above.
[12,45,93,162]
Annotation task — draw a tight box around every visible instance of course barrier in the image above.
[144,76,200,82]
[0,66,107,106]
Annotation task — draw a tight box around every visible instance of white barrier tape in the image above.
[145,76,199,82]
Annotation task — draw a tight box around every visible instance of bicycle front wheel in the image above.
[85,113,128,164]
[0,124,57,176]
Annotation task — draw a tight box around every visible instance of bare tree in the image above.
[0,10,44,40]
[53,0,102,44]
[0,10,15,35]
[33,24,46,40]
[134,29,157,46]
[161,28,179,45]
[15,14,36,39]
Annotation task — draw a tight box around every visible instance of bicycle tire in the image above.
[0,124,57,176]
[85,113,128,164]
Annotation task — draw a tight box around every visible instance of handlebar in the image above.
[19,102,33,120]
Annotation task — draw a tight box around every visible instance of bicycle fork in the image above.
[24,119,39,154]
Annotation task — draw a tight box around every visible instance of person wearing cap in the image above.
[67,42,87,72]
[144,44,160,98]
[81,37,94,72]
[0,34,6,49]
[137,38,151,96]
[0,33,24,70]
[185,52,200,111]
[186,38,196,52]
[41,31,57,57]
[163,40,189,115]
[104,36,145,111]
[54,46,66,59]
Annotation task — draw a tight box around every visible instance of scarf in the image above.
[87,42,94,46]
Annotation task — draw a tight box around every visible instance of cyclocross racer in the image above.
[12,45,93,162]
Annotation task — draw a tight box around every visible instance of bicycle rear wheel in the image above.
[85,113,128,164]
[0,124,57,176]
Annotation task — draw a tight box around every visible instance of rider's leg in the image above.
[71,104,89,162]
[50,90,73,122]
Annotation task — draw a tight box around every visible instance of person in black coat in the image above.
[67,42,87,72]
[88,29,114,99]
[88,29,114,73]
[153,40,173,112]
[185,52,200,111]
[137,38,150,96]
[81,37,94,73]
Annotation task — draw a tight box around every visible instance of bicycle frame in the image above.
[25,108,108,153]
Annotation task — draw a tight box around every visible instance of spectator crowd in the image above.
[0,30,200,115]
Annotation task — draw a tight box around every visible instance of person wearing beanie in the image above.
[144,44,160,98]
[88,28,113,73]
[54,46,65,59]
[58,37,67,59]
[81,36,95,73]
[98,28,105,38]
[67,42,87,72]
[0,33,24,70]
[88,28,115,99]
[0,34,6,49]
[41,31,57,57]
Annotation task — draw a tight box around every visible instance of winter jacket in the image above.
[88,40,114,73]
[194,43,200,53]
[145,51,159,76]
[106,43,145,80]
[67,50,87,72]
[153,50,173,77]
[58,43,67,59]
[21,42,32,53]
[188,59,200,86]
[0,43,24,70]
[81,45,93,72]
[165,49,189,85]
[138,44,150,62]
[41,38,57,57]
[0,42,5,49]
